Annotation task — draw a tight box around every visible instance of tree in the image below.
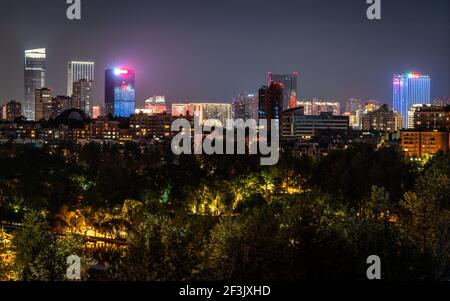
[13,210,91,281]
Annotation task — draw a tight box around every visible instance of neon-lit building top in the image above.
[105,68,136,117]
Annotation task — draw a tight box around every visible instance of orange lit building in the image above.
[402,131,449,158]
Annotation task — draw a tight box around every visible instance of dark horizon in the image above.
[0,0,448,108]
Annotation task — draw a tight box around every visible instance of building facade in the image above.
[67,61,95,97]
[232,93,259,121]
[24,48,46,120]
[105,68,136,117]
[190,103,232,127]
[362,104,404,132]
[35,88,53,121]
[281,108,349,141]
[72,79,93,115]
[141,96,167,115]
[393,73,431,128]
[413,105,450,132]
[297,99,341,116]
[402,131,449,158]
[259,83,283,121]
[2,101,22,121]
[268,73,298,110]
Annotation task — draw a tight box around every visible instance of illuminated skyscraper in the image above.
[267,72,298,110]
[393,73,431,128]
[72,79,93,115]
[105,68,136,117]
[24,48,46,120]
[67,61,95,97]
[35,88,52,121]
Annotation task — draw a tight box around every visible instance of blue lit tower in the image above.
[105,68,136,117]
[393,73,431,128]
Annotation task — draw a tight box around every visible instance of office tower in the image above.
[259,82,283,121]
[268,72,298,110]
[172,104,192,117]
[141,96,167,115]
[361,104,404,132]
[105,68,136,117]
[2,101,22,121]
[24,48,46,120]
[190,103,232,127]
[67,61,95,97]
[232,93,259,121]
[393,73,431,128]
[35,88,53,121]
[72,79,93,115]
[92,106,102,119]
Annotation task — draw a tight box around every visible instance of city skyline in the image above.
[0,0,448,108]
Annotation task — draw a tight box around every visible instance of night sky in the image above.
[0,0,448,108]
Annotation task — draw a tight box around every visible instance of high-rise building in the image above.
[67,61,95,97]
[259,82,283,121]
[362,104,404,132]
[105,68,136,117]
[24,48,46,120]
[268,72,298,110]
[35,88,53,121]
[232,93,259,121]
[190,103,232,127]
[2,101,22,121]
[393,73,431,128]
[72,79,93,115]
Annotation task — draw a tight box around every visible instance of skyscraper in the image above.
[232,93,259,121]
[259,82,283,121]
[67,61,95,97]
[72,79,93,115]
[267,72,298,111]
[35,88,52,121]
[24,48,46,120]
[393,73,431,128]
[105,68,136,117]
